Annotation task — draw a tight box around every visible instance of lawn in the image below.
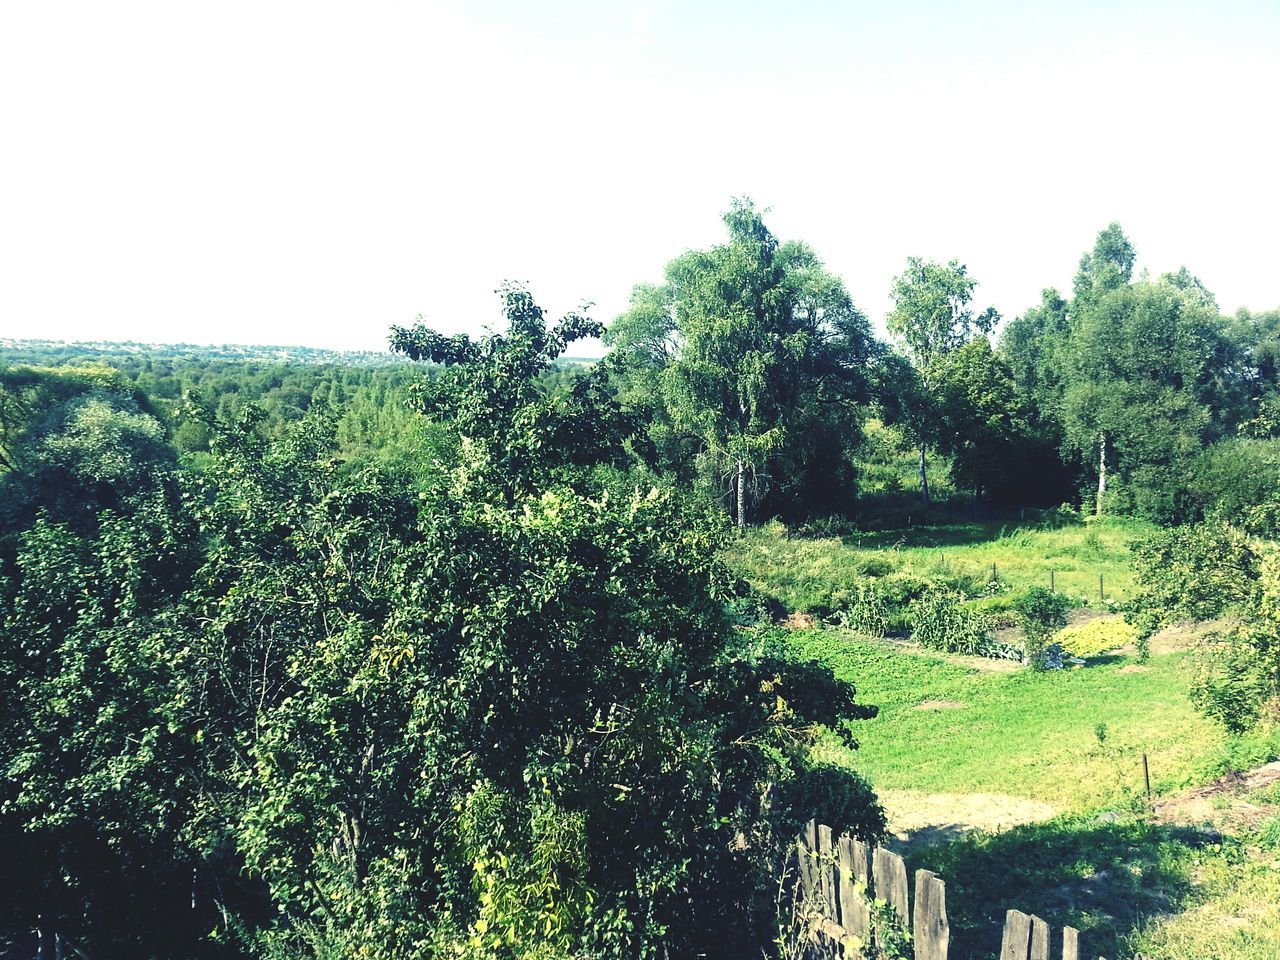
[785,627,1280,959]
[728,515,1152,616]
[790,629,1278,810]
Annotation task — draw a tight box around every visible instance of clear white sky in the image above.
[3,1,1278,352]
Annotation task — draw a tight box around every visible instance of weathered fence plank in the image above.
[912,869,948,960]
[1029,915,1049,960]
[872,846,909,927]
[1062,925,1079,960]
[817,824,837,920]
[798,820,819,905]
[999,909,1032,960]
[837,836,870,940]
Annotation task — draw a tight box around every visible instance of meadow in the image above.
[728,521,1280,960]
[731,514,1151,617]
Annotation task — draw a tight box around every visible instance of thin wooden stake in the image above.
[1049,570,1055,593]
[1099,573,1105,602]
[1143,753,1152,806]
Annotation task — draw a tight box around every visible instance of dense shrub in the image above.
[838,581,891,637]
[1126,523,1264,660]
[1013,587,1073,669]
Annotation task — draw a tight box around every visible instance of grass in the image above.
[728,514,1153,616]
[784,627,1280,958]
[740,512,1280,957]
[791,629,1279,811]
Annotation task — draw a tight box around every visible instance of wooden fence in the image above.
[794,821,1117,960]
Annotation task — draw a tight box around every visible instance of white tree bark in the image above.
[1095,431,1107,517]
[736,458,747,528]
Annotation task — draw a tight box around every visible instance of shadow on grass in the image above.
[838,523,1015,551]
[1083,653,1128,668]
[908,816,1214,960]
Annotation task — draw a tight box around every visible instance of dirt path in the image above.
[878,760,1280,855]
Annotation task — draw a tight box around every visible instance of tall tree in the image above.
[885,257,999,503]
[609,200,874,525]
[1058,226,1239,519]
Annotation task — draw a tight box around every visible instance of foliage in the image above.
[607,200,875,524]
[838,580,891,637]
[1126,523,1263,639]
[0,291,884,959]
[1053,616,1139,658]
[1185,550,1280,733]
[908,589,992,656]
[1013,587,1072,668]
[884,257,999,503]
[729,516,1149,619]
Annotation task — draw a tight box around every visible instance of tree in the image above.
[1,288,885,959]
[886,257,999,503]
[933,338,1029,502]
[1057,226,1238,520]
[609,200,875,525]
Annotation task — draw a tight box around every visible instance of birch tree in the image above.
[886,258,999,503]
[612,200,873,526]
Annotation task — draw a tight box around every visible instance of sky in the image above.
[2,0,1278,353]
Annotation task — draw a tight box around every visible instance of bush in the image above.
[1013,587,1072,669]
[909,589,992,656]
[1126,522,1263,661]
[1053,616,1139,658]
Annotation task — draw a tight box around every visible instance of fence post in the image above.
[837,836,870,941]
[999,909,1032,960]
[1062,926,1079,960]
[1099,573,1104,602]
[1049,570,1055,593]
[797,820,818,908]
[912,869,949,960]
[816,824,836,920]
[872,846,910,929]
[1030,915,1050,960]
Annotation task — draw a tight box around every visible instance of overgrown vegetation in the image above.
[5,206,1280,957]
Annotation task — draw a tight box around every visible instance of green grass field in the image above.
[788,627,1280,959]
[790,630,1276,809]
[731,512,1280,959]
[730,515,1152,616]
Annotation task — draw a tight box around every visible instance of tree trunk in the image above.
[1095,431,1107,517]
[735,458,747,528]
[918,445,931,505]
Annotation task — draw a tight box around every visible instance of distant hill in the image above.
[0,338,409,368]
[0,339,600,368]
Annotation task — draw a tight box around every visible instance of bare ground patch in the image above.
[913,699,967,711]
[1154,761,1280,833]
[881,633,1022,672]
[879,790,1058,851]
[782,611,817,630]
[1145,618,1235,655]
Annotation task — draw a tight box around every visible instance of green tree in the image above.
[1,289,884,959]
[886,257,999,504]
[1058,228,1238,520]
[933,337,1029,501]
[610,200,874,525]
